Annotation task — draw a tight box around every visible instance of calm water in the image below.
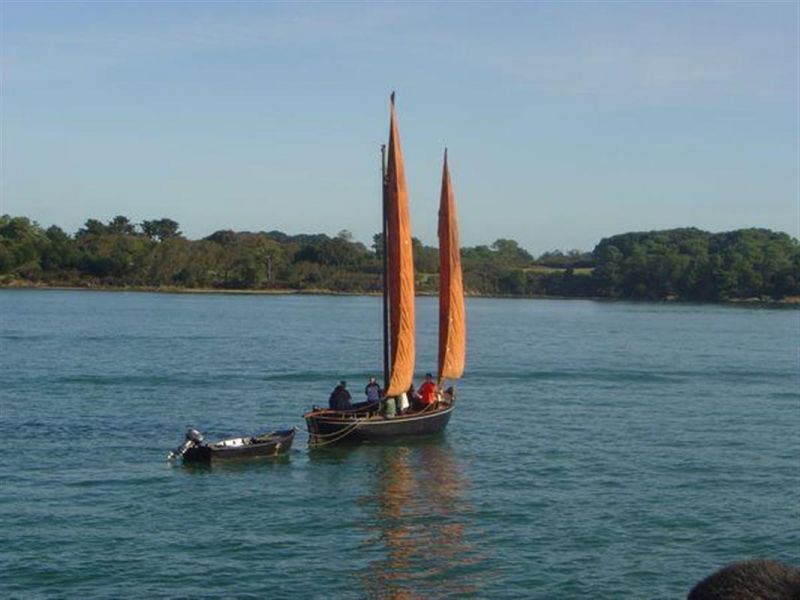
[1,290,798,599]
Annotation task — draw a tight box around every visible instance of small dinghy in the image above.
[168,428,295,462]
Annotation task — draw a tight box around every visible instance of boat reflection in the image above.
[357,440,484,599]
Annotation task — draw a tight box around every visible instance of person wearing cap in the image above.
[364,377,381,403]
[418,373,438,407]
[328,380,352,411]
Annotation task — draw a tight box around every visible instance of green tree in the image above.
[142,218,181,242]
[41,226,79,273]
[76,219,108,238]
[0,216,48,278]
[491,238,533,266]
[108,215,136,235]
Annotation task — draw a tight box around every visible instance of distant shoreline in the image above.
[2,218,797,303]
[2,281,798,306]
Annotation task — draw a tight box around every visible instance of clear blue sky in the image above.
[2,1,797,254]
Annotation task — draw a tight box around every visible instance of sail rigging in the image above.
[384,94,416,397]
[304,95,461,447]
[437,149,466,383]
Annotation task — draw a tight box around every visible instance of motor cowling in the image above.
[168,428,204,460]
[185,428,204,445]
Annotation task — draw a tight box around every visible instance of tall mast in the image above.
[383,91,415,397]
[381,142,390,391]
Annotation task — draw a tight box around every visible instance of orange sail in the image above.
[385,95,416,396]
[437,149,466,382]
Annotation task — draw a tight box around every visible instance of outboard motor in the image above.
[167,428,204,460]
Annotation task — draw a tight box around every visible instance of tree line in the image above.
[1,214,797,302]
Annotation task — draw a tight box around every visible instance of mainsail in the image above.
[384,94,416,397]
[437,149,466,383]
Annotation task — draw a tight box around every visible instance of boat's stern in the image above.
[167,428,204,460]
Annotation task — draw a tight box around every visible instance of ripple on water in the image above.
[0,291,797,599]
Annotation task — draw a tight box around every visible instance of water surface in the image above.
[1,290,797,598]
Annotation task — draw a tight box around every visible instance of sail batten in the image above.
[385,95,416,397]
[437,150,466,382]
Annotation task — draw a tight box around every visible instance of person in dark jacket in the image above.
[329,380,352,411]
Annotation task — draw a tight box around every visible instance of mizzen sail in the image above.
[385,94,416,397]
[437,149,465,382]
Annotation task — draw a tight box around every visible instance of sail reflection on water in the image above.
[357,442,485,599]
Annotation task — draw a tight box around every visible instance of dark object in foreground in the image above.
[688,559,800,600]
[168,428,295,462]
[304,399,455,447]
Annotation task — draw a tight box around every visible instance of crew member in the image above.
[418,373,438,407]
[329,380,352,411]
[364,377,381,403]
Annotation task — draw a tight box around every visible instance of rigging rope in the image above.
[307,419,362,448]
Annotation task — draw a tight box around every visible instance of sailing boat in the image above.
[304,94,465,447]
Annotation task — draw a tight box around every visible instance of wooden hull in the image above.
[305,404,454,446]
[182,429,295,462]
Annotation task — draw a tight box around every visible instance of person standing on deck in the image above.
[329,381,352,411]
[418,373,438,407]
[364,377,381,403]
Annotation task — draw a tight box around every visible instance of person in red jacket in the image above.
[418,373,438,407]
